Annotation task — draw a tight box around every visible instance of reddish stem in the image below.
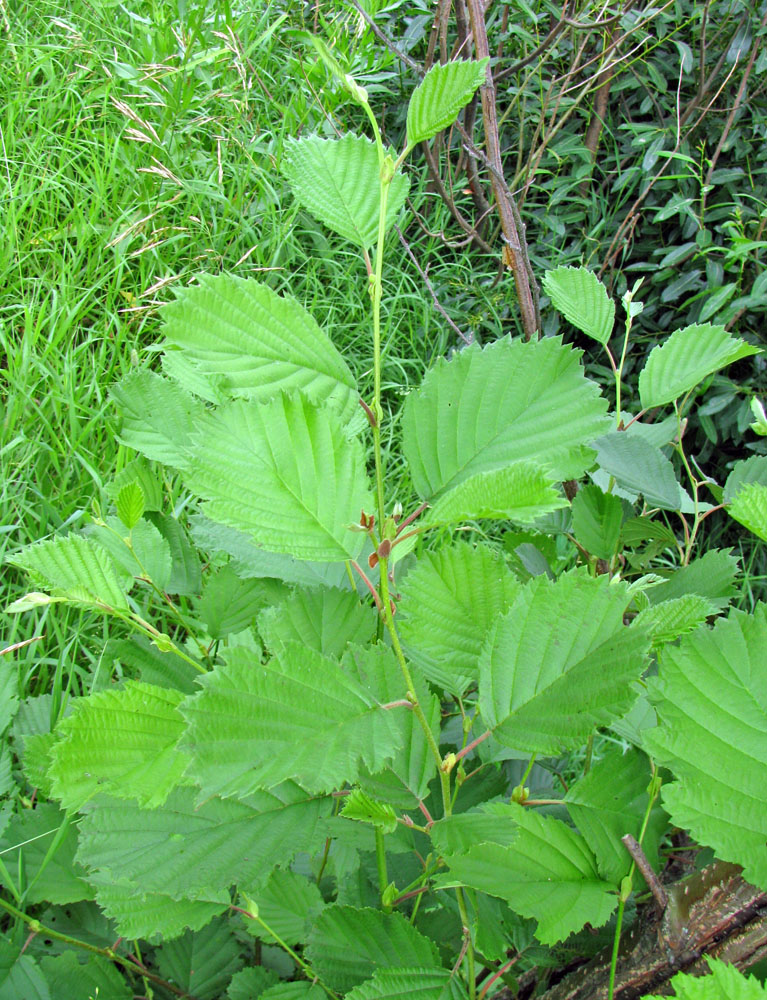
[454,729,491,762]
[351,560,383,612]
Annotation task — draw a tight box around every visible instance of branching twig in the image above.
[465,0,540,339]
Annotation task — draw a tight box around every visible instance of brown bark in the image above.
[492,862,767,1000]
[465,0,540,340]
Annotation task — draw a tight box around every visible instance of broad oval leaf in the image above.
[633,594,718,647]
[154,918,243,999]
[644,605,767,890]
[40,951,131,1000]
[402,337,610,499]
[305,906,439,993]
[564,747,667,885]
[435,802,617,945]
[424,462,567,527]
[647,548,739,611]
[77,784,331,899]
[542,266,616,345]
[728,482,767,541]
[9,534,130,611]
[178,643,403,797]
[185,393,373,562]
[48,682,188,811]
[571,484,624,559]
[0,941,51,1000]
[350,645,441,810]
[724,455,767,504]
[92,876,229,942]
[111,369,204,469]
[241,868,325,944]
[593,432,683,510]
[479,569,649,753]
[161,274,359,424]
[406,59,488,146]
[398,541,521,696]
[258,586,376,658]
[345,968,470,1000]
[283,134,409,250]
[638,323,759,409]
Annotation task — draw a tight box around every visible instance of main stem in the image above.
[367,131,473,998]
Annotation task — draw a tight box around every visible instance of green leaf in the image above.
[542,266,616,345]
[48,682,188,811]
[9,534,130,610]
[340,789,398,834]
[85,516,172,592]
[724,456,767,504]
[39,951,131,1000]
[648,549,739,611]
[402,338,610,500]
[638,323,759,409]
[92,876,229,942]
[258,586,376,658]
[350,645,441,809]
[106,637,200,695]
[111,369,204,468]
[621,517,677,548]
[283,135,409,250]
[398,541,521,696]
[161,274,359,424]
[435,802,616,945]
[345,967,469,1000]
[479,570,648,753]
[189,516,350,589]
[146,512,202,596]
[728,482,767,540]
[198,564,266,638]
[241,868,325,944]
[228,968,279,1000]
[109,457,163,511]
[406,59,489,146]
[116,480,145,529]
[564,748,666,884]
[594,432,683,510]
[77,785,330,899]
[179,643,402,798]
[162,348,227,404]
[260,985,326,1000]
[305,906,440,992]
[0,941,50,1000]
[633,594,717,647]
[642,956,767,999]
[644,605,767,889]
[0,803,92,905]
[186,394,372,561]
[128,519,172,590]
[154,918,243,1000]
[571,484,624,559]
[424,462,567,527]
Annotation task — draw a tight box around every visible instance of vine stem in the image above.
[0,894,195,998]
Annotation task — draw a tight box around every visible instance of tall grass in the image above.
[1,0,483,697]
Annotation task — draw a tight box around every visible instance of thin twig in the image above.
[395,225,472,344]
[465,0,540,339]
[622,834,669,911]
